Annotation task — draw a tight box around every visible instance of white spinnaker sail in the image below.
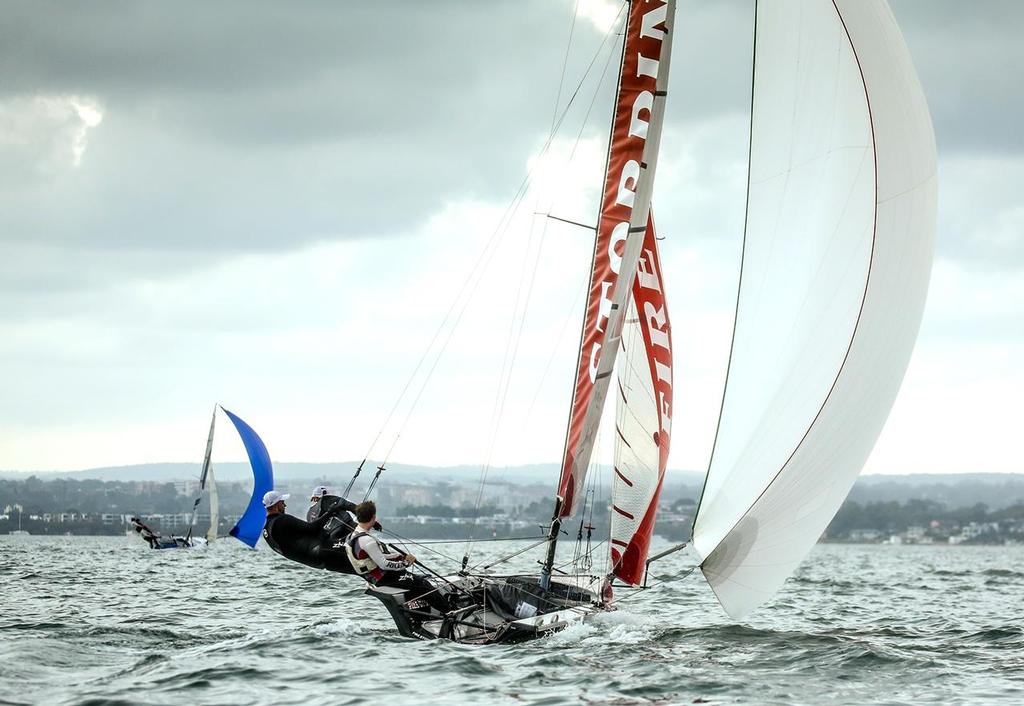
[206,466,219,542]
[692,0,937,619]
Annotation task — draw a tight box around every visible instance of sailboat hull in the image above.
[367,573,610,645]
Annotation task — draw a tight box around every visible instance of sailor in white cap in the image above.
[260,489,356,574]
[306,485,332,522]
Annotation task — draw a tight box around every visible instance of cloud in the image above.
[891,0,1024,156]
[935,155,1024,272]
[1,0,1021,473]
[0,94,103,185]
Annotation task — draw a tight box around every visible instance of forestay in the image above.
[558,0,676,517]
[611,216,673,585]
[692,0,937,618]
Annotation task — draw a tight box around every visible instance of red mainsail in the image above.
[557,0,675,517]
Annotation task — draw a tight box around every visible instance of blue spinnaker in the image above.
[223,407,274,547]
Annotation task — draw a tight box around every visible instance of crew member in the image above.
[130,516,161,548]
[306,485,364,541]
[306,486,334,521]
[261,490,356,574]
[345,501,450,614]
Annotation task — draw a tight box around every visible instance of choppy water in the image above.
[2,536,1022,705]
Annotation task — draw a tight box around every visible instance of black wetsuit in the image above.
[262,506,357,574]
[306,495,357,543]
[306,495,342,522]
[305,493,358,541]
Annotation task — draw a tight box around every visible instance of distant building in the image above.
[849,529,882,542]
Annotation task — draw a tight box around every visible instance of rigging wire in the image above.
[456,4,629,563]
[521,16,625,426]
[378,527,463,566]
[403,535,546,546]
[551,0,583,135]
[464,191,548,559]
[471,536,552,572]
[363,8,630,481]
[692,0,760,535]
[607,566,698,607]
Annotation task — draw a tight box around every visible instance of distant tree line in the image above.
[4,476,1024,541]
[0,477,251,516]
[826,499,1024,540]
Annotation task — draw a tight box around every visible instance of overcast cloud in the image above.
[0,1,1021,475]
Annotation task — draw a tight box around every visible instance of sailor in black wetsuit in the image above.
[306,486,332,522]
[260,490,357,574]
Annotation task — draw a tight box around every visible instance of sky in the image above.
[1,0,1021,476]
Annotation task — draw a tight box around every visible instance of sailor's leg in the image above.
[318,545,357,574]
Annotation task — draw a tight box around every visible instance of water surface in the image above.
[2,536,1021,705]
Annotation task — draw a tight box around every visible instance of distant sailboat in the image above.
[131,406,222,549]
[185,405,220,545]
[7,504,29,536]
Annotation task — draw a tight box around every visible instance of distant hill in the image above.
[848,473,1024,509]
[2,463,1022,508]
[0,461,567,486]
[0,461,706,487]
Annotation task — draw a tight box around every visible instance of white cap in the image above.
[262,490,290,508]
[310,485,329,498]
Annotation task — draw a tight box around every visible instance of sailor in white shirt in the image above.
[345,500,450,614]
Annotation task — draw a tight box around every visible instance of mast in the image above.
[542,0,676,588]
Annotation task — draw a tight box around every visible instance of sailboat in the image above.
[7,504,30,536]
[184,406,221,546]
[238,0,936,642]
[131,406,221,549]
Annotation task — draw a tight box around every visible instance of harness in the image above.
[344,531,385,582]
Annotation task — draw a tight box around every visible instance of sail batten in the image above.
[557,0,676,518]
[692,0,937,618]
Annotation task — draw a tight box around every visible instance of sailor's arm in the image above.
[358,536,411,571]
[335,497,357,515]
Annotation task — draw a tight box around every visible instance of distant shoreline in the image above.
[4,533,1021,548]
